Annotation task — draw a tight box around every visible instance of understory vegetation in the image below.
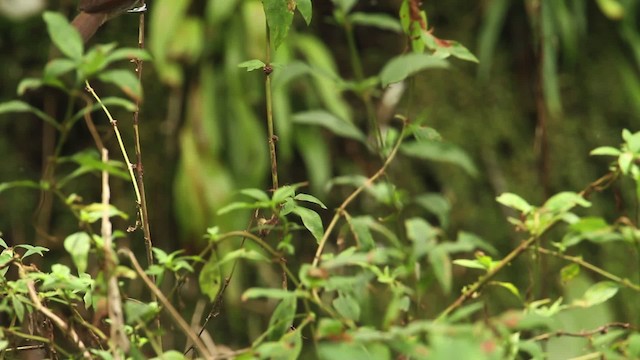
[0,0,639,359]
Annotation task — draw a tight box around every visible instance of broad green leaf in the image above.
[43,12,83,60]
[105,48,153,64]
[199,255,222,301]
[574,281,619,307]
[590,146,621,156]
[268,296,297,340]
[240,188,271,202]
[405,217,437,259]
[350,216,376,250]
[596,0,624,19]
[560,263,580,283]
[623,129,640,152]
[333,293,361,321]
[400,140,478,176]
[263,0,295,50]
[349,12,402,33]
[496,193,533,213]
[489,281,521,300]
[297,0,313,25]
[429,247,452,294]
[0,180,45,194]
[292,206,324,243]
[16,244,49,259]
[619,152,634,174]
[44,58,76,80]
[0,100,60,130]
[379,53,449,87]
[79,203,129,224]
[238,59,266,72]
[318,342,391,360]
[256,330,302,360]
[452,259,487,270]
[242,288,308,301]
[543,192,591,213]
[11,295,25,322]
[293,110,366,142]
[64,232,92,274]
[124,300,160,325]
[273,185,297,204]
[216,248,270,268]
[0,238,7,249]
[414,193,450,228]
[294,193,327,209]
[97,69,143,101]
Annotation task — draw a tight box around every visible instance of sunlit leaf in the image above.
[379,53,449,87]
[293,110,366,142]
[64,232,92,274]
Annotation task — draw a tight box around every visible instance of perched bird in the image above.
[71,0,144,43]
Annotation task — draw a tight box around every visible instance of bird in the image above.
[71,0,144,43]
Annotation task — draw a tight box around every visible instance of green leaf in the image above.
[400,140,478,176]
[293,110,366,142]
[216,248,270,268]
[574,281,619,307]
[263,0,295,50]
[238,59,266,72]
[79,203,129,224]
[405,217,437,259]
[294,193,328,209]
[496,193,533,213]
[297,0,313,25]
[292,206,324,243]
[623,129,640,152]
[332,0,358,14]
[332,293,361,321]
[429,247,452,294]
[543,192,591,213]
[268,296,297,340]
[560,263,580,283]
[273,185,297,204]
[619,152,634,174]
[452,259,487,270]
[379,53,449,87]
[16,244,49,259]
[11,294,25,322]
[124,300,160,325]
[199,255,222,301]
[0,237,7,249]
[0,180,45,194]
[242,288,308,301]
[64,232,92,274]
[489,281,521,300]
[104,48,152,65]
[596,0,625,19]
[43,11,83,60]
[414,193,450,228]
[590,146,621,156]
[0,100,61,130]
[349,12,402,33]
[240,188,271,202]
[350,216,376,250]
[97,69,143,102]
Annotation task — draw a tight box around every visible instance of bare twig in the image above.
[101,149,129,357]
[119,249,214,359]
[531,322,633,342]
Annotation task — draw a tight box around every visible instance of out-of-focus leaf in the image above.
[496,193,533,213]
[292,206,324,243]
[429,246,452,294]
[596,0,625,20]
[477,0,509,81]
[43,12,83,60]
[268,296,297,340]
[238,59,266,72]
[263,0,294,50]
[0,100,60,130]
[573,281,619,307]
[293,110,366,142]
[413,193,450,228]
[0,180,45,194]
[242,288,307,301]
[349,12,402,33]
[64,232,92,274]
[379,53,449,87]
[333,293,361,321]
[199,254,222,301]
[97,69,142,101]
[297,0,312,25]
[400,140,478,176]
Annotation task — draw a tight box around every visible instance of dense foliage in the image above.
[0,0,639,359]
